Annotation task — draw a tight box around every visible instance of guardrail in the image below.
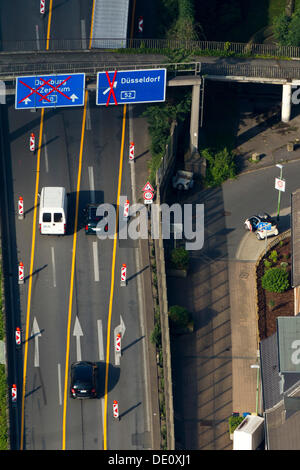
[1,38,300,58]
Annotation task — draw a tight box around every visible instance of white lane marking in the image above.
[44,133,49,173]
[88,166,95,203]
[35,25,40,51]
[51,246,56,287]
[32,317,42,368]
[58,363,62,406]
[86,93,91,131]
[97,319,104,361]
[93,241,99,282]
[81,19,87,50]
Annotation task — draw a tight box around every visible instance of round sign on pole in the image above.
[275,177,286,192]
[143,190,153,204]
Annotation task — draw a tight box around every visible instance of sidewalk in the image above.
[131,102,300,449]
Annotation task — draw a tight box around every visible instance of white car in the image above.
[244,213,279,240]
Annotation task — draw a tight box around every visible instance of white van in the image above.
[39,187,68,235]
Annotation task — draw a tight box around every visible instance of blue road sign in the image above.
[257,222,272,231]
[96,69,166,106]
[15,73,85,109]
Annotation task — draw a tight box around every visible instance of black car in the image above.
[70,361,97,399]
[84,203,108,235]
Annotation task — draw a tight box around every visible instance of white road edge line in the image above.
[51,246,56,287]
[58,363,62,406]
[92,241,99,282]
[97,319,104,361]
[88,166,95,203]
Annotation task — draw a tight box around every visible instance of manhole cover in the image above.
[240,272,249,279]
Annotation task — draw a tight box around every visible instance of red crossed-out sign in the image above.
[18,76,72,105]
[105,70,118,107]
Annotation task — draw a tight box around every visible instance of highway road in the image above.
[0,0,151,450]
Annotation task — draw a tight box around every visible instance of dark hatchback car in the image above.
[70,361,97,399]
[84,203,108,235]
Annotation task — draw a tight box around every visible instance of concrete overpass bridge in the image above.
[3,38,300,153]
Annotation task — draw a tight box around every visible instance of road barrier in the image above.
[123,200,130,219]
[129,142,134,161]
[18,262,24,285]
[115,333,121,353]
[120,263,127,287]
[113,400,119,420]
[18,197,24,220]
[29,133,35,152]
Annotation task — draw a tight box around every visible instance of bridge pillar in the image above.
[282,83,292,123]
[190,83,200,153]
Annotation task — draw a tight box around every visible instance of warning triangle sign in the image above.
[142,181,154,192]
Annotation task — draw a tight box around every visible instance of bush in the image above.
[261,267,289,293]
[229,415,244,434]
[202,147,236,187]
[170,247,189,270]
[168,305,190,328]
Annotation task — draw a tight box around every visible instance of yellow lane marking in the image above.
[61,90,88,450]
[103,104,127,450]
[89,0,96,50]
[46,0,53,50]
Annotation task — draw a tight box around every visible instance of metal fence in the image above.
[1,37,300,57]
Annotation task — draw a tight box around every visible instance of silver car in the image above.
[244,213,279,240]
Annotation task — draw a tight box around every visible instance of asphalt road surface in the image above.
[0,0,150,450]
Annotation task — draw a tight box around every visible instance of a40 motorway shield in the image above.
[15,73,85,109]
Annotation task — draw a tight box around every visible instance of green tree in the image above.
[168,305,190,328]
[273,12,290,45]
[170,247,190,270]
[261,267,289,293]
[202,147,236,187]
[287,9,300,46]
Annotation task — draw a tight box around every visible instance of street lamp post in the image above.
[276,164,283,222]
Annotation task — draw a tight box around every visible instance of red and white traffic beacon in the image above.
[29,133,35,153]
[40,0,45,15]
[15,327,22,349]
[11,384,17,406]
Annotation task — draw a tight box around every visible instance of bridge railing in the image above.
[1,37,300,58]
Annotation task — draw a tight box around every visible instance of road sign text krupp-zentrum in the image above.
[15,73,85,109]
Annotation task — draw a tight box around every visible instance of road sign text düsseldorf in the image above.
[15,73,85,109]
[96,69,166,106]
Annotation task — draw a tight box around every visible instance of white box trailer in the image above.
[233,415,264,450]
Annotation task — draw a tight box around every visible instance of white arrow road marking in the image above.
[73,316,83,361]
[31,317,42,367]
[103,81,117,95]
